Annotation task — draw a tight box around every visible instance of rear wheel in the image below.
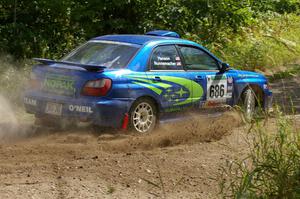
[129,98,157,133]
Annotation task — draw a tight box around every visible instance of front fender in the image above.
[233,77,268,105]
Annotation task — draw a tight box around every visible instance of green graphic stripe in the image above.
[126,75,204,106]
[131,77,172,89]
[147,76,203,106]
[133,81,162,95]
[209,75,226,80]
[174,98,194,106]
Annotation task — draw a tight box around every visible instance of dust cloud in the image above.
[97,111,243,152]
[0,95,30,141]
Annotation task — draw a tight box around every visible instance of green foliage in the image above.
[0,0,85,59]
[215,14,300,71]
[0,0,299,68]
[220,110,300,198]
[269,63,300,82]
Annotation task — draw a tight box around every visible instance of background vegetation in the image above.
[220,109,300,199]
[1,0,300,70]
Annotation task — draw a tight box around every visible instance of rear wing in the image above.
[33,58,106,72]
[145,30,180,38]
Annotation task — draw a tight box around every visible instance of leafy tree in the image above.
[0,0,299,58]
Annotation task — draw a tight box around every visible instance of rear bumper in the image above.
[23,94,132,128]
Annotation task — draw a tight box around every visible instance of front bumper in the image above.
[23,94,132,128]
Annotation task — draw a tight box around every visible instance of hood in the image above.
[231,69,266,80]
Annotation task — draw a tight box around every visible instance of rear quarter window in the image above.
[150,45,183,70]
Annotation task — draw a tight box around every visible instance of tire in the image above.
[242,88,256,121]
[129,98,157,133]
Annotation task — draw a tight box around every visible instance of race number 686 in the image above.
[209,84,225,98]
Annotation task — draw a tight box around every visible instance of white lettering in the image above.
[69,105,74,111]
[68,105,93,113]
[24,97,37,106]
[157,56,171,61]
[154,61,176,66]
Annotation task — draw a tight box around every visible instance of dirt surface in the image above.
[0,111,247,199]
[0,77,299,199]
[270,76,300,113]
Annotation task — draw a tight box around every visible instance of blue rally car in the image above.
[24,30,272,133]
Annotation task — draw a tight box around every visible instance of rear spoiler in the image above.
[33,58,106,72]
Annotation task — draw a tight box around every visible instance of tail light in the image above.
[82,78,112,96]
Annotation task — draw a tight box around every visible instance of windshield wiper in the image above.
[33,58,106,72]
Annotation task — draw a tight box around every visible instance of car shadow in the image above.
[0,121,125,143]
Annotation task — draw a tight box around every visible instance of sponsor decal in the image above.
[69,105,93,113]
[208,75,227,81]
[43,74,76,95]
[125,75,203,106]
[227,77,233,84]
[207,75,228,101]
[207,75,233,101]
[238,74,259,78]
[24,97,37,106]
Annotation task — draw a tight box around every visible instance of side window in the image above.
[178,46,219,70]
[150,45,183,70]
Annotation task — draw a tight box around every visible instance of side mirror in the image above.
[220,63,230,73]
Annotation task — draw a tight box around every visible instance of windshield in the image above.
[63,41,140,68]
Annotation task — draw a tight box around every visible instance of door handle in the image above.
[153,76,162,82]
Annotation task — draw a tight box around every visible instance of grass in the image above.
[209,14,300,72]
[219,108,300,199]
[268,63,300,82]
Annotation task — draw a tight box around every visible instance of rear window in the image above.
[63,41,139,68]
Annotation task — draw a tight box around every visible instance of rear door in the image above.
[177,45,234,108]
[146,45,193,112]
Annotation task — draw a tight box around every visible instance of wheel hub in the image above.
[132,102,154,133]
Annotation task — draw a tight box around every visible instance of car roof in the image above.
[92,34,183,45]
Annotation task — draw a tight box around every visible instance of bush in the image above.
[220,109,300,198]
[1,0,299,60]
[209,14,300,71]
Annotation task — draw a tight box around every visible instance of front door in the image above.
[177,45,233,109]
[146,45,193,112]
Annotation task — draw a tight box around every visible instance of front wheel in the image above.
[242,88,256,121]
[129,98,157,133]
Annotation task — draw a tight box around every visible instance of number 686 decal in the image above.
[209,84,225,98]
[207,75,231,101]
